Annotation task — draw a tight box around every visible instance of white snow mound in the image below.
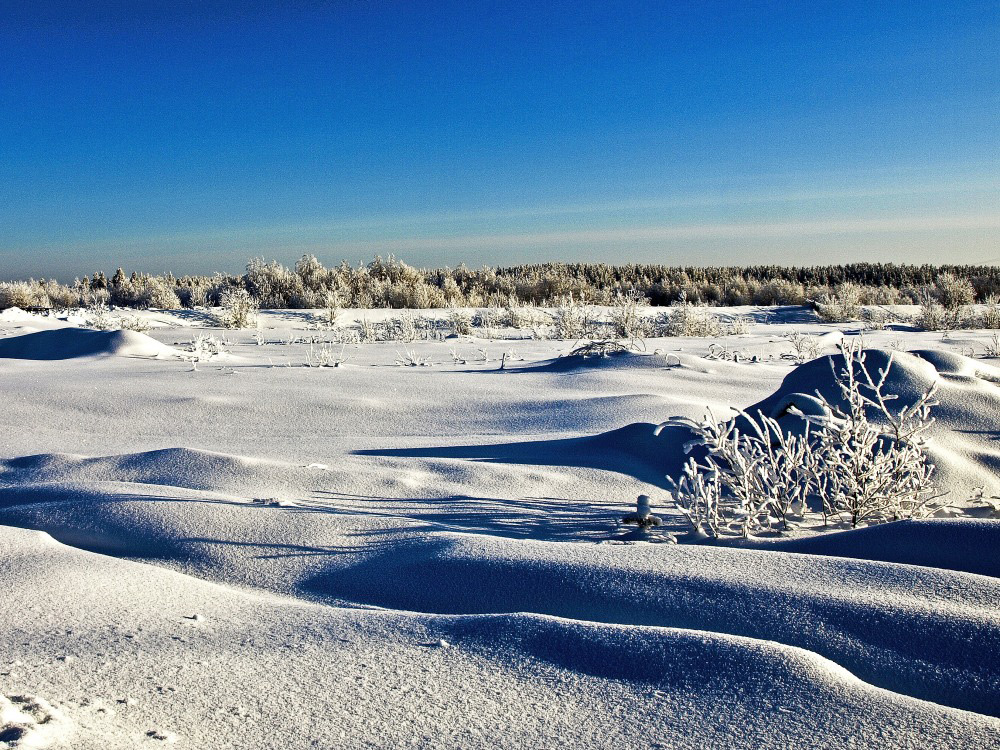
[0,328,183,360]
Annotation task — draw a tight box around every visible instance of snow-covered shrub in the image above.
[117,315,151,332]
[657,293,723,337]
[552,295,590,340]
[984,333,1000,358]
[176,278,212,308]
[669,342,941,535]
[42,279,83,309]
[395,348,430,366]
[447,306,472,336]
[394,312,418,343]
[608,290,649,341]
[508,303,545,330]
[0,281,48,310]
[935,273,976,309]
[217,288,258,329]
[358,318,377,343]
[323,291,343,328]
[915,289,963,331]
[669,458,724,538]
[134,276,181,309]
[186,334,226,369]
[473,306,508,333]
[307,342,348,367]
[670,407,813,537]
[808,341,940,526]
[814,283,863,322]
[724,315,755,335]
[783,332,821,364]
[85,303,116,330]
[861,307,894,330]
[85,300,153,332]
[978,296,1000,329]
[752,279,806,306]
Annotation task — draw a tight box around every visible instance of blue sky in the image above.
[1,1,998,279]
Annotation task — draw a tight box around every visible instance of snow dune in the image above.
[5,485,997,714]
[1,309,999,748]
[0,328,183,360]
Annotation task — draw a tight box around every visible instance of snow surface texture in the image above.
[0,307,999,749]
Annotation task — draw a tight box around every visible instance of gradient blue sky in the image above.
[2,1,998,279]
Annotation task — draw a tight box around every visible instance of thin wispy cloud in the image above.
[319,214,1000,253]
[12,212,997,257]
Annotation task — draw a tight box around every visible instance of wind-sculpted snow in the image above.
[3,309,1000,748]
[751,517,1000,577]
[2,525,996,750]
[0,328,182,360]
[2,481,999,718]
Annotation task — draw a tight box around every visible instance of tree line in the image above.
[2,255,999,310]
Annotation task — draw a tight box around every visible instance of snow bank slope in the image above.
[2,482,999,718]
[755,518,1000,577]
[0,328,182,360]
[2,522,998,750]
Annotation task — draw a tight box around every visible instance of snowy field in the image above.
[1,305,999,749]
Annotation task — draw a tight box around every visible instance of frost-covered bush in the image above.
[671,407,812,537]
[669,342,941,536]
[551,295,592,340]
[118,315,151,332]
[394,311,418,343]
[654,293,723,337]
[752,279,806,306]
[85,303,116,330]
[322,291,343,328]
[808,344,940,526]
[979,296,1000,329]
[217,288,258,329]
[935,273,976,309]
[358,318,377,343]
[508,303,545,330]
[608,290,649,340]
[473,306,509,331]
[724,315,755,335]
[447,306,472,336]
[132,276,181,309]
[814,283,863,322]
[783,332,821,364]
[87,304,150,332]
[915,289,964,331]
[306,342,348,367]
[861,307,894,330]
[0,281,49,310]
[186,334,227,369]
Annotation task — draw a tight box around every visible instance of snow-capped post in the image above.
[622,494,662,529]
[637,494,652,520]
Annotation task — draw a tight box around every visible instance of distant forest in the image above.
[2,256,998,310]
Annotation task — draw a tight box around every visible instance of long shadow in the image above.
[301,525,1000,717]
[738,305,820,324]
[295,491,652,541]
[3,479,997,716]
[353,421,694,487]
[258,309,327,326]
[157,308,219,326]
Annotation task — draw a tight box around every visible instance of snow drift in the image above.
[0,327,183,360]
